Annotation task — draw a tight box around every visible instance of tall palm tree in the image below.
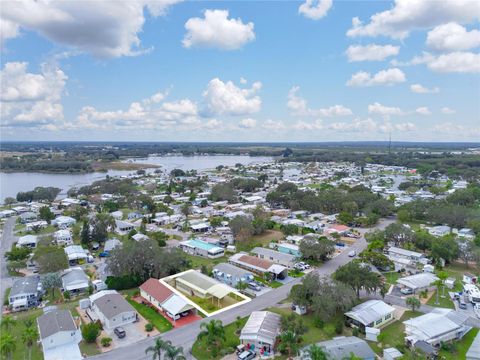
[164,343,186,360]
[22,327,38,360]
[0,316,16,332]
[305,344,329,360]
[198,320,226,348]
[145,338,170,360]
[0,333,17,360]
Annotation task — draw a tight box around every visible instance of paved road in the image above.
[0,217,17,319]
[91,218,395,360]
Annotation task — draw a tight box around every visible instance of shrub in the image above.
[63,291,71,300]
[81,323,100,343]
[314,318,324,329]
[145,323,153,332]
[324,324,336,337]
[101,337,112,347]
[352,327,359,337]
[105,275,143,290]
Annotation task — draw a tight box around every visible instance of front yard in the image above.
[426,290,455,309]
[439,328,479,359]
[192,317,248,360]
[126,298,173,332]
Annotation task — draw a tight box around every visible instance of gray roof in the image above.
[93,293,135,319]
[213,263,252,278]
[240,311,281,346]
[345,300,395,326]
[467,330,480,360]
[251,247,295,263]
[11,276,40,297]
[62,269,90,287]
[315,336,376,359]
[37,310,77,339]
[104,238,122,252]
[397,272,438,290]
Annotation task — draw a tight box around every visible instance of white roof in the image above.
[345,300,395,326]
[64,245,88,260]
[161,294,192,315]
[388,246,423,258]
[43,342,82,360]
[397,272,438,290]
[18,235,38,245]
[240,311,281,345]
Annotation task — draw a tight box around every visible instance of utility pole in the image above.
[388,132,392,155]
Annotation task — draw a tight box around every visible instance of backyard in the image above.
[439,328,479,359]
[236,230,284,252]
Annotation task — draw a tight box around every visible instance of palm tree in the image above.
[0,333,17,360]
[305,344,329,360]
[22,327,38,360]
[278,330,300,359]
[164,343,186,360]
[198,320,226,349]
[0,316,16,332]
[406,296,421,312]
[145,338,170,360]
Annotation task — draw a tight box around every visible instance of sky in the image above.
[1,0,479,142]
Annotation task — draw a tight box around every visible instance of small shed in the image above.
[365,327,380,342]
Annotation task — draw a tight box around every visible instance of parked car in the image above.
[238,350,256,360]
[248,282,262,291]
[299,262,310,269]
[180,311,190,317]
[458,296,468,309]
[400,287,413,295]
[114,327,126,338]
[166,311,180,320]
[348,250,356,257]
[294,263,305,271]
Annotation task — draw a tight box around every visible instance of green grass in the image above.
[126,298,173,332]
[426,290,455,309]
[369,311,422,355]
[184,254,228,273]
[270,281,283,288]
[186,295,222,313]
[383,271,400,286]
[439,328,479,359]
[267,307,352,345]
[236,230,284,252]
[4,287,11,306]
[288,270,305,278]
[192,317,248,360]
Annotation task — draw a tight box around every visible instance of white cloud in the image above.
[203,119,222,129]
[238,118,257,129]
[427,23,480,51]
[328,118,377,132]
[1,62,67,126]
[292,119,324,130]
[183,10,255,50]
[347,0,480,39]
[298,0,332,20]
[0,18,19,47]
[1,0,181,58]
[287,86,353,117]
[261,119,286,131]
[441,107,456,114]
[346,68,406,86]
[346,44,399,62]
[410,84,439,94]
[415,107,431,115]
[368,102,403,117]
[427,52,480,73]
[394,122,416,132]
[202,78,261,116]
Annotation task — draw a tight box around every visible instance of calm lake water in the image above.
[0,155,272,202]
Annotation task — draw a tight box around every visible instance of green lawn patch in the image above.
[192,317,248,360]
[270,281,283,288]
[126,298,173,332]
[426,290,455,309]
[382,271,400,286]
[236,230,284,252]
[439,328,479,359]
[288,270,305,278]
[183,254,228,273]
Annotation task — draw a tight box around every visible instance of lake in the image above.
[0,155,272,202]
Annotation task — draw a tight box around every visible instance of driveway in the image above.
[104,322,147,349]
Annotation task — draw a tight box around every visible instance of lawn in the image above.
[382,271,400,286]
[192,317,248,360]
[439,328,479,359]
[288,270,305,278]
[267,307,352,345]
[369,311,421,355]
[126,298,173,332]
[183,254,228,273]
[236,230,284,252]
[426,290,455,309]
[253,276,282,288]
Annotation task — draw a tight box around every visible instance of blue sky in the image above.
[1,0,479,142]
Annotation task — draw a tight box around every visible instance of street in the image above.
[0,217,17,320]
[91,217,395,360]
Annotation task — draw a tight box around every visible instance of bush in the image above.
[352,327,359,337]
[314,318,324,329]
[63,291,71,300]
[145,323,153,332]
[81,323,100,343]
[101,337,112,347]
[105,275,143,290]
[335,320,343,334]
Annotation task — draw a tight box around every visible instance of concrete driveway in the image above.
[104,322,147,349]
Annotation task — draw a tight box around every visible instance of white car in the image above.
[348,250,356,257]
[166,311,180,320]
